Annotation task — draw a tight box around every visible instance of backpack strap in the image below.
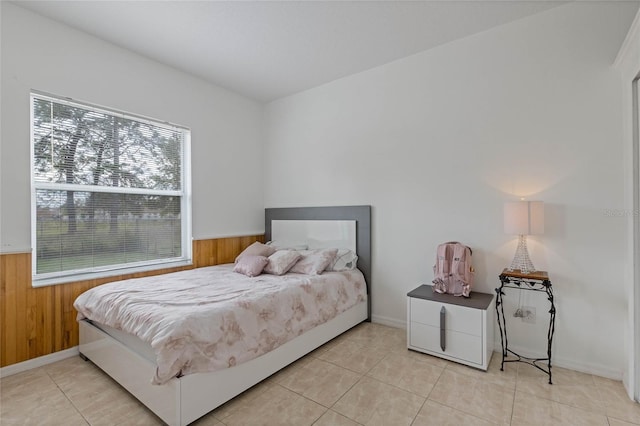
[454,243,473,297]
[452,243,466,282]
[432,243,450,293]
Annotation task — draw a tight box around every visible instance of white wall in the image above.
[265,2,638,378]
[614,9,640,399]
[0,3,265,253]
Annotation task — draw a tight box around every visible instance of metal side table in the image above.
[495,269,555,384]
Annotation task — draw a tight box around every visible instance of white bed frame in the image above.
[78,206,371,426]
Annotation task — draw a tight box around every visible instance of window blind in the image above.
[31,93,191,282]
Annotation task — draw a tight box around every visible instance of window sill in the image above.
[31,259,193,288]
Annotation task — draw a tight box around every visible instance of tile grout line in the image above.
[408,366,444,426]
[45,369,92,426]
[426,398,503,425]
[317,336,419,424]
[247,380,335,426]
[515,365,621,424]
[311,355,370,378]
[509,363,519,425]
[272,355,365,412]
[315,339,394,377]
[358,373,429,424]
[427,367,514,425]
[516,373,612,416]
[323,368,369,424]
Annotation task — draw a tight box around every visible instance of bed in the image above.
[76,205,371,426]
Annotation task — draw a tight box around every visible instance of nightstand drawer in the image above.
[409,322,483,365]
[410,297,482,336]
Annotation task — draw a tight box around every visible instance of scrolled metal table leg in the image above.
[495,279,507,372]
[545,281,555,385]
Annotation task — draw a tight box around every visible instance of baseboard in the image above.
[622,369,633,400]
[0,347,79,378]
[371,314,406,329]
[553,355,623,381]
[495,342,623,381]
[370,316,623,381]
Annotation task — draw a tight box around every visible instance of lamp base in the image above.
[508,234,537,274]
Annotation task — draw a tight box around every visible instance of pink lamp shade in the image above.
[504,201,544,235]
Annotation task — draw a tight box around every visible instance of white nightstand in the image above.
[407,285,495,370]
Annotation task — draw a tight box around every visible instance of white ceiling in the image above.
[15,1,567,102]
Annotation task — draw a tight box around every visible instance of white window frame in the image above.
[30,91,192,287]
[633,77,640,402]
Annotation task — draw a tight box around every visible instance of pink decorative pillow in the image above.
[233,255,268,277]
[235,242,276,263]
[289,249,338,275]
[264,250,302,276]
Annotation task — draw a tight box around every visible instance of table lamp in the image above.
[504,200,544,274]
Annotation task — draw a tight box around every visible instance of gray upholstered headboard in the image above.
[265,205,371,321]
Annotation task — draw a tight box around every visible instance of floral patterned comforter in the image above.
[74,264,367,384]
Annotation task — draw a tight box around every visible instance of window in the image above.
[31,92,191,286]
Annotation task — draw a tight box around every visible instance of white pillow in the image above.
[264,250,302,276]
[327,249,358,272]
[289,249,338,275]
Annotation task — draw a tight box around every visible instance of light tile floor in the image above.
[1,323,639,425]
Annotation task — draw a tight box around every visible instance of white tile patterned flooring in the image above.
[1,323,639,425]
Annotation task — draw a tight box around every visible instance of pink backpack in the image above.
[432,242,474,297]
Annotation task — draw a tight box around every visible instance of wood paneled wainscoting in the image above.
[0,235,264,368]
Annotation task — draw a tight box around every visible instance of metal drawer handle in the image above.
[440,306,446,351]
